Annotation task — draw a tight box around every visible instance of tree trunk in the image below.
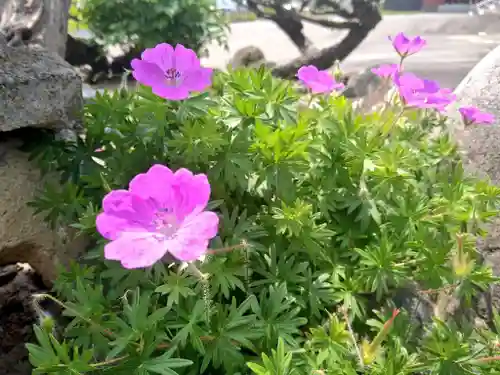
[270,7,313,54]
[246,0,313,54]
[0,0,71,57]
[272,1,382,79]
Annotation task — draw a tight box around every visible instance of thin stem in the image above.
[90,355,129,368]
[398,56,405,71]
[475,355,500,363]
[341,306,364,368]
[392,258,419,267]
[306,93,315,108]
[206,242,246,255]
[33,293,115,338]
[380,108,405,140]
[382,56,405,114]
[418,283,458,296]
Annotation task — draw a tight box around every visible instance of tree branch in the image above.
[272,2,382,79]
[310,0,356,19]
[243,0,272,19]
[297,13,359,29]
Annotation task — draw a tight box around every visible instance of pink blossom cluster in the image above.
[98,35,495,270]
[369,32,494,126]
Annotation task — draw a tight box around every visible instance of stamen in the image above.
[165,68,181,81]
[153,210,179,237]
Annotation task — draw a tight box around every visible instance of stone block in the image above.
[449,45,500,199]
[449,44,500,319]
[0,138,89,286]
[0,41,83,133]
[0,41,87,285]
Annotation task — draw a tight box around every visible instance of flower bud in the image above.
[332,60,343,82]
[452,250,475,278]
[452,233,475,278]
[362,309,400,365]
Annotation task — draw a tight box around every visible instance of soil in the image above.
[0,264,47,375]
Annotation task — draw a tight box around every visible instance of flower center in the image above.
[165,68,182,87]
[153,210,179,238]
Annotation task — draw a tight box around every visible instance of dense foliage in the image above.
[26,49,500,373]
[71,0,228,52]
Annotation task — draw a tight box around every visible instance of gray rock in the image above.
[449,45,500,318]
[0,40,87,285]
[0,40,83,133]
[227,46,266,69]
[344,66,394,114]
[343,65,386,99]
[449,45,500,249]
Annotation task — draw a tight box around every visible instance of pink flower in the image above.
[96,164,219,268]
[371,64,400,79]
[394,72,455,111]
[389,32,426,58]
[131,43,213,101]
[459,106,495,125]
[296,65,344,94]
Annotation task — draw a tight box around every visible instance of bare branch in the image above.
[245,0,273,19]
[272,2,382,79]
[299,0,311,11]
[309,0,356,19]
[297,13,358,29]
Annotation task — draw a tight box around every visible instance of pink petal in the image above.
[141,43,175,71]
[164,211,219,261]
[97,191,155,240]
[297,65,319,82]
[179,211,220,239]
[371,64,399,79]
[172,169,211,218]
[102,190,132,213]
[152,84,190,100]
[96,212,151,240]
[174,44,201,71]
[166,238,210,262]
[102,190,155,221]
[129,164,175,208]
[391,32,409,55]
[409,37,426,54]
[131,59,165,87]
[182,67,213,92]
[421,79,440,94]
[104,232,167,268]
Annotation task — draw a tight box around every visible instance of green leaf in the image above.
[143,350,193,375]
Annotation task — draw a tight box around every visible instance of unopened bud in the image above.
[39,312,56,334]
[452,233,475,278]
[332,60,343,82]
[362,309,400,365]
[452,251,475,278]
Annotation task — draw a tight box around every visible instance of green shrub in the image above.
[26,60,500,373]
[74,0,228,52]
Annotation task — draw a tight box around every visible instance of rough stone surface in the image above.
[0,136,89,286]
[448,45,500,249]
[344,66,394,114]
[0,39,83,133]
[343,66,385,99]
[449,45,500,317]
[227,45,267,69]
